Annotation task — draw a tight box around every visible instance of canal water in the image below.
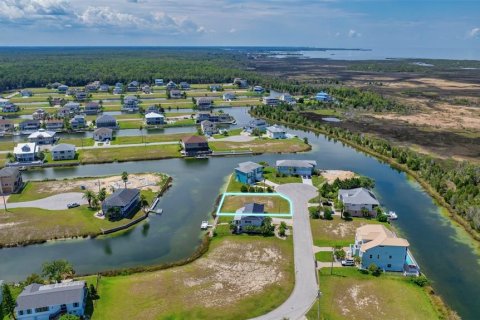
[0,109,478,318]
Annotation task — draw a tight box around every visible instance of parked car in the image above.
[341,259,355,266]
[67,203,80,209]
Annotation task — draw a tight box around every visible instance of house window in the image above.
[387,264,391,268]
[377,255,380,259]
[369,255,372,259]
[73,302,79,308]
[19,311,24,316]
[389,255,392,259]
[35,306,49,313]
[27,309,32,314]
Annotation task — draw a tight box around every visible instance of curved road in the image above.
[252,183,319,320]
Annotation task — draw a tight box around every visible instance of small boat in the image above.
[200,221,209,230]
[18,166,27,171]
[386,211,398,220]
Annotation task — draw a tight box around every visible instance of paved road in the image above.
[6,192,87,210]
[252,183,318,320]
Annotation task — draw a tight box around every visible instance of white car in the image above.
[341,259,355,266]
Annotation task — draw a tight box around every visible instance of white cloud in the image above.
[467,27,479,38]
[348,29,361,38]
[78,6,144,28]
[0,0,71,22]
[229,28,236,33]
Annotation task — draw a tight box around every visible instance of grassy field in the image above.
[79,144,181,163]
[315,250,334,262]
[91,234,294,320]
[118,120,143,129]
[306,268,442,320]
[110,133,192,145]
[220,194,290,214]
[0,206,146,247]
[311,215,390,247]
[60,137,95,147]
[263,166,302,184]
[224,174,245,192]
[210,137,310,153]
[212,128,243,139]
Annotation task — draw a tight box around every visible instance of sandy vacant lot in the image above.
[320,170,356,184]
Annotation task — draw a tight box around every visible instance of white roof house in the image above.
[145,112,164,119]
[14,143,39,155]
[276,159,317,168]
[28,130,56,140]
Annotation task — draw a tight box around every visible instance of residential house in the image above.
[166,81,177,90]
[262,96,280,106]
[350,224,416,274]
[66,88,77,96]
[84,102,100,115]
[93,127,113,141]
[0,119,14,132]
[96,114,117,129]
[266,125,286,139]
[28,129,57,145]
[223,92,236,101]
[1,103,19,113]
[122,96,139,113]
[196,112,233,124]
[75,91,88,101]
[98,84,110,92]
[113,86,123,95]
[115,82,123,88]
[13,143,39,162]
[52,98,63,106]
[45,120,64,131]
[0,167,23,194]
[85,84,98,92]
[280,94,296,105]
[181,135,211,156]
[50,82,62,89]
[201,120,218,136]
[233,78,248,88]
[315,91,332,102]
[15,281,87,320]
[19,120,41,132]
[69,115,86,130]
[235,161,264,185]
[102,188,140,217]
[32,109,48,120]
[155,79,164,86]
[169,89,182,99]
[20,90,33,97]
[0,98,10,107]
[276,160,317,176]
[179,82,190,90]
[62,102,81,117]
[244,119,268,133]
[145,105,160,113]
[57,84,69,93]
[142,85,152,94]
[196,97,213,110]
[338,188,380,217]
[253,85,264,93]
[127,81,139,92]
[210,85,223,91]
[145,112,165,125]
[233,203,265,233]
[51,143,76,161]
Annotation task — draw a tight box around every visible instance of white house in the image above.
[350,224,417,274]
[201,120,218,136]
[338,188,380,217]
[14,143,39,162]
[223,92,236,101]
[233,203,265,233]
[145,112,165,125]
[27,129,56,145]
[266,125,286,139]
[276,160,317,176]
[51,143,76,161]
[280,94,296,105]
[262,96,280,106]
[15,281,87,320]
[93,127,113,142]
[169,89,182,99]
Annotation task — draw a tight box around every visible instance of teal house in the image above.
[235,161,264,185]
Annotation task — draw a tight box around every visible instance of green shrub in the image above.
[309,206,320,219]
[411,275,429,287]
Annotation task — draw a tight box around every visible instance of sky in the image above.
[0,0,479,56]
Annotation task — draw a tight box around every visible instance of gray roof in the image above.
[96,114,116,123]
[51,143,75,152]
[104,188,140,207]
[276,160,317,168]
[338,188,380,205]
[236,161,262,174]
[0,167,19,177]
[15,281,85,311]
[266,125,285,133]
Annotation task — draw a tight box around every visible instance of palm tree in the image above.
[121,171,128,188]
[140,194,148,208]
[97,188,107,204]
[83,190,95,208]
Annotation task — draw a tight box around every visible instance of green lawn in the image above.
[212,128,243,139]
[306,268,442,320]
[165,118,196,127]
[311,215,390,247]
[91,234,294,320]
[312,175,327,189]
[220,195,290,214]
[60,137,95,147]
[110,133,192,145]
[210,137,310,153]
[263,166,302,184]
[225,174,246,192]
[118,120,143,129]
[315,250,334,262]
[79,144,181,163]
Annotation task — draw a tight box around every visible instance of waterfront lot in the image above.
[306,268,442,320]
[91,234,294,320]
[219,194,291,214]
[210,137,310,153]
[79,144,181,163]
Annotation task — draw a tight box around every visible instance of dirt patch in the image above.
[320,170,356,184]
[338,284,384,318]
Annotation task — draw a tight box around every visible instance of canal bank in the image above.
[0,119,479,318]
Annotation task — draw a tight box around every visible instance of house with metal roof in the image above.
[45,120,64,131]
[169,89,182,99]
[15,280,87,320]
[244,119,268,134]
[19,120,41,132]
[200,120,218,136]
[338,187,380,217]
[13,143,39,163]
[84,102,100,115]
[266,125,286,139]
[223,92,236,101]
[93,127,113,141]
[51,144,76,161]
[315,91,332,102]
[69,115,86,130]
[102,188,140,218]
[145,112,165,125]
[21,89,33,97]
[166,81,177,90]
[155,79,164,86]
[233,203,265,233]
[57,84,69,93]
[235,161,264,185]
[350,224,417,274]
[28,129,57,145]
[276,160,317,176]
[96,114,117,129]
[0,167,23,194]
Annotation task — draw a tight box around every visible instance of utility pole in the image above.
[317,290,322,320]
[0,177,7,211]
[331,247,334,275]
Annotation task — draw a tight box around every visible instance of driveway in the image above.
[6,192,87,210]
[251,183,318,320]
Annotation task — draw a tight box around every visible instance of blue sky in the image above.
[0,0,478,54]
